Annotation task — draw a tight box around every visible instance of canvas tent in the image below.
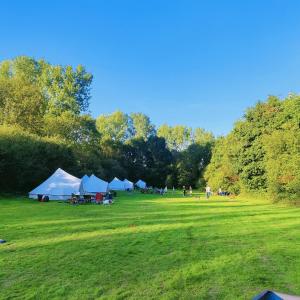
[80,174,108,195]
[109,177,125,191]
[123,179,134,190]
[136,179,146,189]
[29,168,81,200]
[81,174,90,184]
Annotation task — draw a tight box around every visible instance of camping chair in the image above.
[95,193,103,204]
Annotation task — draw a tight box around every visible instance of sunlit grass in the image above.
[1,192,300,299]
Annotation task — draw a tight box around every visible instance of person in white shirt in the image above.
[205,186,211,199]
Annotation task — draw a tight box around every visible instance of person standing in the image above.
[183,185,186,196]
[218,187,222,196]
[205,185,211,199]
[189,186,193,196]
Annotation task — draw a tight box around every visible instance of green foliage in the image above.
[193,127,214,145]
[0,56,93,130]
[205,94,300,203]
[96,111,130,142]
[176,143,212,188]
[157,124,192,151]
[96,111,156,143]
[43,112,99,143]
[123,136,173,186]
[0,56,215,192]
[0,76,46,134]
[0,126,76,192]
[204,135,241,194]
[157,125,214,187]
[264,130,300,204]
[129,112,156,140]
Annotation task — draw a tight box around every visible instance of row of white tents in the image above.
[29,168,147,200]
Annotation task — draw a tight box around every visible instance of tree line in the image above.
[0,56,299,204]
[205,95,300,204]
[0,56,214,192]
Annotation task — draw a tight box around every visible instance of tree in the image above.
[43,64,92,115]
[263,130,300,204]
[157,124,192,151]
[0,76,46,134]
[0,126,77,192]
[193,127,214,145]
[43,112,100,143]
[122,136,172,186]
[204,135,241,194]
[96,111,130,142]
[205,94,300,202]
[176,142,213,188]
[0,56,93,118]
[129,112,155,140]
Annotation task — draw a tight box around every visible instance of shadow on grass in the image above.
[2,219,300,298]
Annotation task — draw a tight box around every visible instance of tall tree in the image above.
[129,112,155,140]
[122,136,172,186]
[205,94,300,202]
[43,64,92,115]
[193,128,214,145]
[96,111,130,142]
[43,112,100,143]
[0,76,46,134]
[0,56,93,118]
[157,124,192,151]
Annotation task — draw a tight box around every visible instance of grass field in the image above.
[0,192,300,300]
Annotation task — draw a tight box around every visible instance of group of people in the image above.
[70,192,114,205]
[182,185,193,197]
[182,185,212,199]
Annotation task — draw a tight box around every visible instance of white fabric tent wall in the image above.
[123,179,134,190]
[29,168,81,200]
[80,174,108,194]
[109,177,126,191]
[81,174,90,183]
[136,179,146,189]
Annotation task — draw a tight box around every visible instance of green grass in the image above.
[1,192,300,300]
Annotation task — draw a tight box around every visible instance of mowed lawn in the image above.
[0,193,300,300]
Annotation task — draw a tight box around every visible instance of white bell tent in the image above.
[80,174,108,194]
[136,179,146,189]
[29,168,81,200]
[109,177,125,191]
[123,179,134,190]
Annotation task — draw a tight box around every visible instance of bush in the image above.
[0,126,77,192]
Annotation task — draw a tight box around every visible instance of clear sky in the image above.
[1,0,300,135]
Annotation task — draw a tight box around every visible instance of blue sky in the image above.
[1,0,300,135]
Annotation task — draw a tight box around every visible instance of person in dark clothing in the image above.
[183,186,186,196]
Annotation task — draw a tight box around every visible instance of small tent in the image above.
[80,174,108,195]
[136,179,146,189]
[29,168,81,200]
[109,177,125,191]
[123,179,134,190]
